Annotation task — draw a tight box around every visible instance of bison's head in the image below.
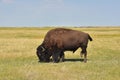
[36,45,50,62]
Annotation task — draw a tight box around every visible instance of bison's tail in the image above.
[88,34,93,41]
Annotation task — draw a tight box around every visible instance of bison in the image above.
[36,28,93,63]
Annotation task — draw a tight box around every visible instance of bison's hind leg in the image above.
[81,46,87,63]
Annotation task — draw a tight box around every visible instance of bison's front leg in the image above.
[52,52,60,63]
[59,51,65,62]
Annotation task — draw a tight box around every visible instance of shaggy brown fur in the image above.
[37,28,93,63]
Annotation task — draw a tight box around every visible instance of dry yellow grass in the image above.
[0,27,120,80]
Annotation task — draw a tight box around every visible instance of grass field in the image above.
[0,27,120,80]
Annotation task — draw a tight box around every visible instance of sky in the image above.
[0,0,120,27]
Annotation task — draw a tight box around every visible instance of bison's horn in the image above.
[41,46,45,52]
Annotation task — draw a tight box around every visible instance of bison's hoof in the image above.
[53,60,59,63]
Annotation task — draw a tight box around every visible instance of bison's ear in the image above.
[41,46,45,52]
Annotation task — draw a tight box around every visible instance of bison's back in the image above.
[43,28,89,49]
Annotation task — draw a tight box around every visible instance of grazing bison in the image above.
[36,28,93,63]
